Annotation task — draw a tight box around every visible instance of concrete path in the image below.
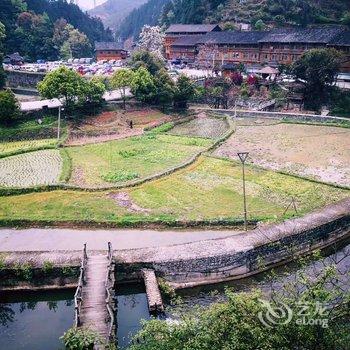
[0,228,237,251]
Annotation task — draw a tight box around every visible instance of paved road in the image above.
[0,228,237,251]
[20,89,132,111]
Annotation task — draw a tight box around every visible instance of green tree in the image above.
[274,14,286,26]
[0,21,6,89]
[65,26,91,59]
[110,69,135,109]
[330,89,350,117]
[59,41,72,61]
[37,66,85,109]
[154,68,175,110]
[173,75,195,109]
[81,77,106,106]
[254,19,267,30]
[14,12,57,61]
[0,89,20,125]
[131,67,157,104]
[292,48,342,111]
[340,11,350,25]
[131,50,165,76]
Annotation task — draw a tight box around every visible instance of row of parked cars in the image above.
[3,58,126,76]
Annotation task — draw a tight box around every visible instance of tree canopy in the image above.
[37,66,105,111]
[0,89,20,125]
[110,68,135,109]
[131,67,157,104]
[0,0,112,61]
[131,50,165,76]
[292,48,342,111]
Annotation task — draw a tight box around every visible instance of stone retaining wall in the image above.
[2,199,349,290]
[6,70,45,89]
[115,198,350,288]
[197,107,349,124]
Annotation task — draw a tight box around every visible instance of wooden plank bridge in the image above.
[74,243,115,343]
[73,243,164,347]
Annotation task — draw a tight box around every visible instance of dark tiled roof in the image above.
[330,31,350,47]
[172,35,207,46]
[170,25,350,48]
[95,42,124,51]
[166,24,221,34]
[204,31,266,44]
[5,52,23,60]
[259,26,346,44]
[172,31,265,46]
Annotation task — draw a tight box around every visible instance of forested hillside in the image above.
[120,0,350,40]
[117,0,170,40]
[88,0,147,31]
[161,0,350,29]
[0,0,112,61]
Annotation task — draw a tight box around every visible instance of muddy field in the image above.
[168,115,229,139]
[214,121,350,187]
[65,108,174,146]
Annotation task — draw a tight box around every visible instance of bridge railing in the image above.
[105,241,115,341]
[74,243,87,327]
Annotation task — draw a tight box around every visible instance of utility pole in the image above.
[237,152,249,231]
[57,105,64,141]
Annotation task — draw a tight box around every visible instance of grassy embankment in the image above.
[0,115,66,158]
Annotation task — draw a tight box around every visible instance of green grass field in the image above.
[0,156,347,225]
[67,134,213,187]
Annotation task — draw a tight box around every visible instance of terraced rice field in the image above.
[0,139,57,158]
[130,156,349,221]
[214,121,350,187]
[168,116,229,139]
[67,134,213,187]
[0,156,348,224]
[0,150,62,188]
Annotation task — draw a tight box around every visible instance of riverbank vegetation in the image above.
[130,262,350,350]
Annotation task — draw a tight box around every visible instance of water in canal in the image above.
[0,289,74,350]
[115,283,152,349]
[0,284,151,350]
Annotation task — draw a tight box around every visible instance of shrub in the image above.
[148,122,174,134]
[0,255,5,270]
[61,327,101,350]
[0,89,20,125]
[102,170,139,183]
[118,149,145,158]
[14,262,33,281]
[62,266,76,277]
[42,261,54,274]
